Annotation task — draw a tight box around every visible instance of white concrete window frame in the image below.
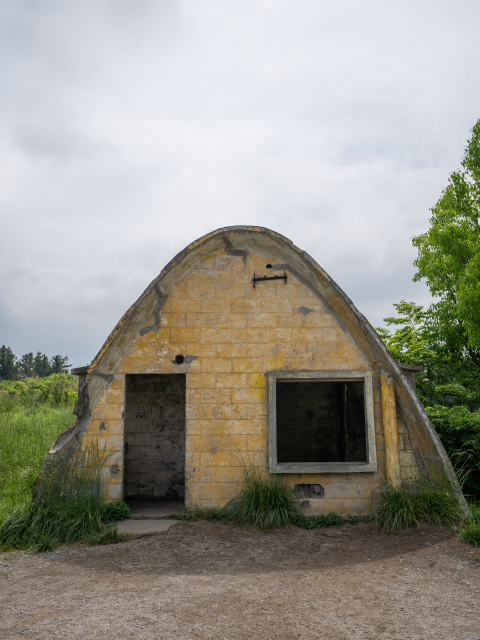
[266,370,377,473]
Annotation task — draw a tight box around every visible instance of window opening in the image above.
[276,380,367,463]
[267,371,376,473]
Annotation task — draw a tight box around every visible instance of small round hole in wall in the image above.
[175,355,185,365]
[266,264,273,269]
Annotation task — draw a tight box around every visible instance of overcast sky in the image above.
[1,0,479,368]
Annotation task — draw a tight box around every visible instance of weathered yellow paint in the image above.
[380,372,401,487]
[78,244,427,512]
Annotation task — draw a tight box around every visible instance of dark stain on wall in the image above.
[222,234,248,266]
[297,305,314,315]
[139,287,168,336]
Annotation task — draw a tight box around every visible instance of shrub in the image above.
[226,462,299,530]
[459,522,480,547]
[103,501,131,522]
[0,374,78,411]
[427,406,480,497]
[171,506,228,522]
[293,513,345,530]
[374,479,464,533]
[458,502,480,547]
[0,444,112,551]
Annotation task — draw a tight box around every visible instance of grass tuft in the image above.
[226,461,300,530]
[374,479,464,533]
[458,502,480,547]
[87,525,129,546]
[167,506,229,522]
[293,513,345,529]
[459,523,480,547]
[0,444,114,551]
[467,502,480,524]
[103,501,131,522]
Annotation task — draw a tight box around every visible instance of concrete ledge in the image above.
[71,366,90,375]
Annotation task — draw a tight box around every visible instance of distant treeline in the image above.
[0,346,70,381]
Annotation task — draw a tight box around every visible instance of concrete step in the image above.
[116,519,179,535]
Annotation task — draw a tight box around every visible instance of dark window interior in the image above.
[276,380,367,463]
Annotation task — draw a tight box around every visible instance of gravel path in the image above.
[1,521,479,639]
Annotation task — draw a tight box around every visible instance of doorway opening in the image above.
[124,374,186,505]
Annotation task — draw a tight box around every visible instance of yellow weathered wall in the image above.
[82,248,397,514]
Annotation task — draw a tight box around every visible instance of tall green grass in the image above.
[374,478,464,533]
[226,461,300,530]
[0,375,130,550]
[0,444,126,551]
[0,375,78,523]
[458,503,480,547]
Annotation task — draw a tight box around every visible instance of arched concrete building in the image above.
[50,226,465,515]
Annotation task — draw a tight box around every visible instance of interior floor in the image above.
[124,497,184,518]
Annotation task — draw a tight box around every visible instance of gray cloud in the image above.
[10,122,116,162]
[1,0,479,366]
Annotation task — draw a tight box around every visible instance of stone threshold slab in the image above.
[116,519,179,535]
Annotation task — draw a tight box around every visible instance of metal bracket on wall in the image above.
[252,270,287,287]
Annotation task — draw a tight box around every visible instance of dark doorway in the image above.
[276,380,367,463]
[124,374,186,499]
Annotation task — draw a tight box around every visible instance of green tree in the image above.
[412,119,480,364]
[377,303,480,498]
[49,354,70,375]
[33,352,51,378]
[18,352,34,378]
[376,301,433,367]
[0,346,18,381]
[376,121,480,499]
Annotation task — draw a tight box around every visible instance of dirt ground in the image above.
[1,521,479,640]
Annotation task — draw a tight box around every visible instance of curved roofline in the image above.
[77,225,355,374]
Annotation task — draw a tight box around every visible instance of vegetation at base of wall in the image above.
[226,462,300,531]
[468,502,480,523]
[0,444,119,552]
[164,508,367,529]
[87,526,130,546]
[103,501,132,522]
[292,513,342,529]
[171,461,370,531]
[164,506,230,522]
[459,522,480,546]
[458,503,480,547]
[374,480,465,533]
[293,513,364,529]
